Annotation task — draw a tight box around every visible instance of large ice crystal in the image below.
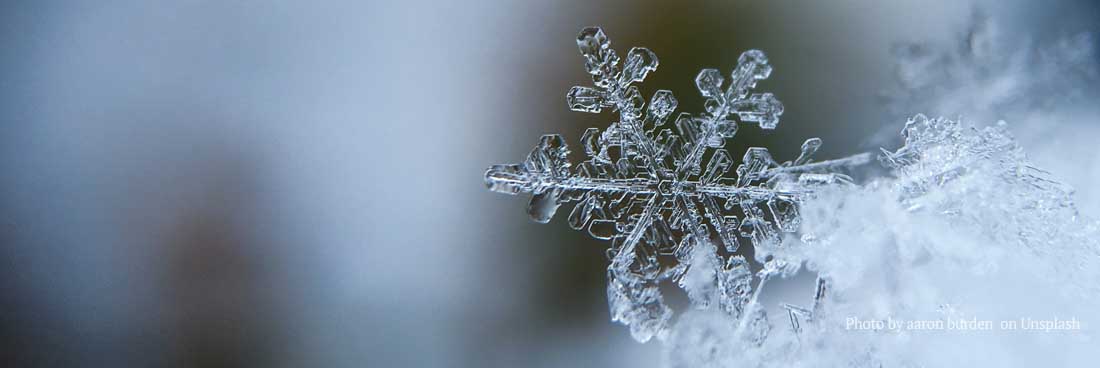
[485,27,870,343]
[485,26,1099,367]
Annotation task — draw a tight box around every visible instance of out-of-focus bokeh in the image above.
[1,1,1096,367]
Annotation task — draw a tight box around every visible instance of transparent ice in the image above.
[485,27,870,344]
[485,27,1100,367]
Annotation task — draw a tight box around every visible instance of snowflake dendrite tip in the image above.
[484,27,870,343]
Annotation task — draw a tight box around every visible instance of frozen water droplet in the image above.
[528,187,563,223]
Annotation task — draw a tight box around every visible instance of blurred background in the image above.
[1,1,1097,367]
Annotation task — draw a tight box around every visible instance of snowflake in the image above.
[484,27,871,343]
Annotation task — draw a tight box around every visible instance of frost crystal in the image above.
[484,25,1100,367]
[764,115,1100,367]
[485,27,870,343]
[876,115,1097,295]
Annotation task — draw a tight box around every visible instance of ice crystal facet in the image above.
[485,27,871,343]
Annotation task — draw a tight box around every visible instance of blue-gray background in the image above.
[2,1,1097,367]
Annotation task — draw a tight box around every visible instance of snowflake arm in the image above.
[484,27,871,343]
